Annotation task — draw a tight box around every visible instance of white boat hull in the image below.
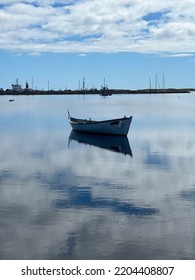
[69,116,133,136]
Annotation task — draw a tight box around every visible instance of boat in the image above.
[68,111,133,136]
[69,130,132,156]
[12,78,22,92]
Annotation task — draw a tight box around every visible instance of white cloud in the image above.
[27,52,42,56]
[1,0,195,54]
[163,53,194,58]
[78,53,87,57]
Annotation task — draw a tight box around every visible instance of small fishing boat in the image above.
[68,111,133,136]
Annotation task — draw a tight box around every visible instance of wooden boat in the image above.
[69,130,132,156]
[68,111,133,136]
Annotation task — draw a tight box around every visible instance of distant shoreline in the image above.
[0,88,193,96]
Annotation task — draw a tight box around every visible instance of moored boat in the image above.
[68,111,133,136]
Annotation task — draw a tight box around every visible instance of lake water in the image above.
[0,93,195,260]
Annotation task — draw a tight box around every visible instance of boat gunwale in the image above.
[69,116,132,126]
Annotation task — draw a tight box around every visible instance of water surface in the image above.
[0,93,195,259]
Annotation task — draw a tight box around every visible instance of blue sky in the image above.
[1,0,195,90]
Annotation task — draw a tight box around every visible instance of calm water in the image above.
[0,93,195,260]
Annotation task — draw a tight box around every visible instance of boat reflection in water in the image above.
[69,130,133,157]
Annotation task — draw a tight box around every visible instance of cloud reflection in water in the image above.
[1,94,195,259]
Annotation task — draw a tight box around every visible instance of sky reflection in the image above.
[0,94,195,259]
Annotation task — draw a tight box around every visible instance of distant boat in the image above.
[12,79,22,92]
[9,99,14,102]
[68,111,133,136]
[99,91,112,96]
[69,130,132,156]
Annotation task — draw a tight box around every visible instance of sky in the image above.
[1,0,195,90]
